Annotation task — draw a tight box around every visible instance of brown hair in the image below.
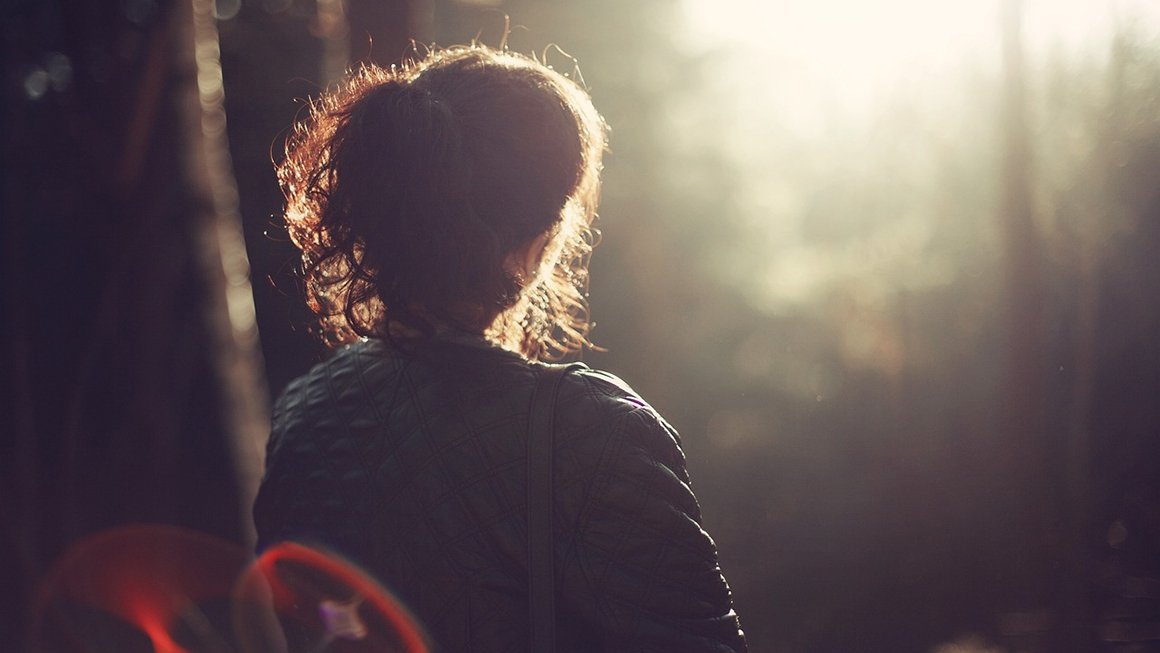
[277,45,607,360]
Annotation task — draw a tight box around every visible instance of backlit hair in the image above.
[277,45,607,360]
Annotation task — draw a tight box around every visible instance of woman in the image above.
[253,45,746,652]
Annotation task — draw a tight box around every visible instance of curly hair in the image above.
[277,45,607,360]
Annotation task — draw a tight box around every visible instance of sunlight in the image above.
[681,0,991,115]
[671,0,1160,314]
[679,0,1160,117]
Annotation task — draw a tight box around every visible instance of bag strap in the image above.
[527,363,582,653]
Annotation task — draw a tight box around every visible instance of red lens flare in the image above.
[233,541,430,653]
[30,524,249,653]
[31,526,429,653]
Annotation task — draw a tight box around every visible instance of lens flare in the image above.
[233,542,430,653]
[32,527,430,653]
[30,524,250,653]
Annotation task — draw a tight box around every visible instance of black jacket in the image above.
[253,337,746,652]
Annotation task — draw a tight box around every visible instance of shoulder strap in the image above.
[527,363,582,653]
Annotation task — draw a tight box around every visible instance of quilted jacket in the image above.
[253,337,746,652]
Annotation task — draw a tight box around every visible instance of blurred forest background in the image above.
[3,0,1160,651]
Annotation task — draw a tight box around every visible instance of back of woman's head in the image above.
[278,45,607,360]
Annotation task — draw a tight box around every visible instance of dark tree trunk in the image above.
[1,0,266,648]
[995,0,1053,646]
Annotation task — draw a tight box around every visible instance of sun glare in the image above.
[680,0,1160,117]
[669,0,1160,313]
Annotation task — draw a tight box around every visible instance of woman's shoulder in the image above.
[553,365,683,459]
[558,366,653,413]
[551,366,696,533]
[274,337,542,420]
